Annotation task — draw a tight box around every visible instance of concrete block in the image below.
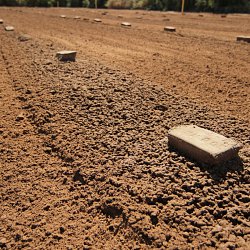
[94,18,102,23]
[5,26,14,31]
[74,16,80,19]
[121,22,131,27]
[0,19,3,24]
[60,15,66,18]
[164,26,176,32]
[56,51,77,62]
[237,36,250,43]
[18,34,31,42]
[168,125,242,165]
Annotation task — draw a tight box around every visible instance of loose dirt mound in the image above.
[0,8,249,249]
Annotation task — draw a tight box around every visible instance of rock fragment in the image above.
[0,19,3,24]
[56,51,77,62]
[74,16,80,19]
[164,26,176,32]
[5,26,14,31]
[236,36,250,43]
[168,125,242,165]
[60,15,66,18]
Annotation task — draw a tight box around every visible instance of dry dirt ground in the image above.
[0,7,250,250]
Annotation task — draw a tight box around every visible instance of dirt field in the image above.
[0,7,249,249]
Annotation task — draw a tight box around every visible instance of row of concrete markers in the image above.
[0,14,248,166]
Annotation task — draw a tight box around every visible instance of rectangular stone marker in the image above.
[56,51,77,62]
[164,26,176,32]
[5,26,14,31]
[237,36,250,43]
[94,18,102,23]
[18,34,31,42]
[121,22,131,27]
[168,125,242,165]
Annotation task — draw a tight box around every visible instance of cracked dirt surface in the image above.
[0,7,249,250]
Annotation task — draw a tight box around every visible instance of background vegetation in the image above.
[0,0,249,13]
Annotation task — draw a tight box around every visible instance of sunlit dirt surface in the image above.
[0,7,249,249]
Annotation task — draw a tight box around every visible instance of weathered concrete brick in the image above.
[237,36,250,43]
[164,26,176,32]
[168,125,242,165]
[5,26,14,31]
[121,22,131,27]
[94,18,102,23]
[18,34,31,42]
[56,51,77,62]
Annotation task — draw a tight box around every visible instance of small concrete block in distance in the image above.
[121,22,131,27]
[164,26,176,32]
[60,15,66,18]
[56,51,77,62]
[5,26,14,31]
[0,19,3,24]
[18,34,31,42]
[94,18,102,22]
[168,125,242,165]
[74,16,80,19]
[237,36,250,43]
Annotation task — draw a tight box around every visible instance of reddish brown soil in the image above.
[0,7,250,249]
